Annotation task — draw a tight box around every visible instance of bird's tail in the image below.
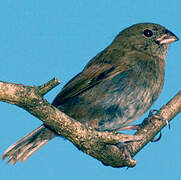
[2,124,56,165]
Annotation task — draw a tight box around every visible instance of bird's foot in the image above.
[146,109,170,142]
[148,109,170,129]
[101,142,136,168]
[116,142,136,168]
[116,142,132,159]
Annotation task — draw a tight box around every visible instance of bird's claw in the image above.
[150,132,162,142]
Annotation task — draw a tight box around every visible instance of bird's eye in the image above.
[143,29,153,37]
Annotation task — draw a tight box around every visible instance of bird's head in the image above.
[113,23,179,60]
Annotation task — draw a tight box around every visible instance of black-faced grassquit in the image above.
[3,23,178,163]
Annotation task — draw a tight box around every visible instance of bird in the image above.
[2,23,178,164]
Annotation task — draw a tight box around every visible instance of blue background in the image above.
[0,0,180,179]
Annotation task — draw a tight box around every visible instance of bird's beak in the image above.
[156,30,179,45]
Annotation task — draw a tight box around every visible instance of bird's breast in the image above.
[59,59,165,131]
[96,61,165,131]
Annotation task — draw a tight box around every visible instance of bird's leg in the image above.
[118,110,167,142]
[118,125,140,131]
[118,109,168,143]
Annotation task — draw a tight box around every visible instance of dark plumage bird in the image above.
[2,23,178,164]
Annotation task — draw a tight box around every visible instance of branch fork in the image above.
[0,78,180,167]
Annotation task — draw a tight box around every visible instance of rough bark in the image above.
[0,78,180,167]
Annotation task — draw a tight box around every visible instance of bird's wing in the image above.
[52,63,117,106]
[52,49,135,107]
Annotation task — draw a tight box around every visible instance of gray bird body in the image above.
[2,23,178,164]
[52,23,168,130]
[54,50,165,131]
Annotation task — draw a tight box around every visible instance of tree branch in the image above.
[0,79,180,168]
